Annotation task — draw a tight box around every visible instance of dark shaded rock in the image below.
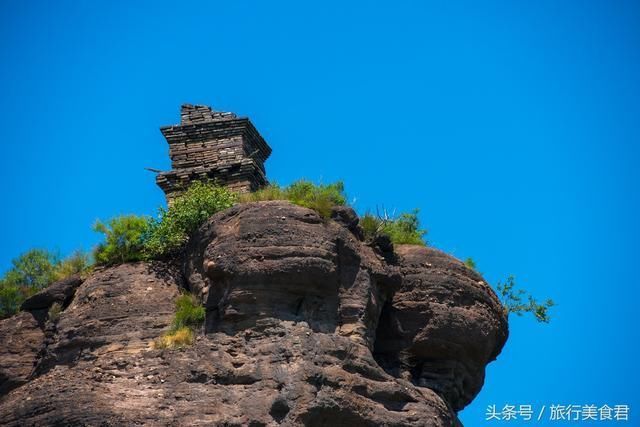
[0,311,45,396]
[0,202,506,426]
[20,274,84,311]
[374,245,508,412]
[330,205,361,235]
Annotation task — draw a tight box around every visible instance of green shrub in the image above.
[53,250,91,281]
[93,215,151,265]
[239,180,347,218]
[1,249,59,291]
[359,214,382,241]
[361,209,427,246]
[144,181,237,258]
[0,249,57,318]
[285,180,346,218]
[496,275,555,323]
[172,293,206,331]
[154,292,205,349]
[238,184,286,203]
[464,257,477,270]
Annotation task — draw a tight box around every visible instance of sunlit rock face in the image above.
[185,201,397,346]
[0,201,507,426]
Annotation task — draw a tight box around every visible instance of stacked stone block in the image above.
[156,104,271,202]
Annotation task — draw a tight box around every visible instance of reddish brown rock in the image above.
[374,245,508,412]
[0,311,45,395]
[0,202,507,426]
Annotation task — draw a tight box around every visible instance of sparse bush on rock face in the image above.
[144,181,237,258]
[497,275,555,323]
[239,180,346,218]
[154,293,205,349]
[93,215,151,265]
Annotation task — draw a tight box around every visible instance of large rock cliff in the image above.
[0,201,508,426]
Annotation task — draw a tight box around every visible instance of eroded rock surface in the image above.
[0,201,507,426]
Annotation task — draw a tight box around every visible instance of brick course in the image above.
[156,104,271,201]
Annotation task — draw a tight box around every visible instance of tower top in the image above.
[179,104,237,125]
[155,104,272,202]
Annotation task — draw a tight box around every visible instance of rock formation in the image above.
[0,201,507,426]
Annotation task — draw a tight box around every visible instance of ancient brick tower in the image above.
[156,104,271,201]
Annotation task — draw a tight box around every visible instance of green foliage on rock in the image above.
[144,181,237,258]
[54,250,91,281]
[239,180,346,218]
[0,249,91,319]
[285,180,346,218]
[172,293,206,331]
[359,214,381,241]
[1,249,59,318]
[464,257,477,270]
[154,292,205,349]
[360,209,427,246]
[1,249,58,291]
[496,275,555,323]
[93,215,151,265]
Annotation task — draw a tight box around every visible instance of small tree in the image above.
[93,215,151,265]
[496,275,555,323]
[1,249,58,291]
[0,249,60,318]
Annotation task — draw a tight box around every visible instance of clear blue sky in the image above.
[1,1,638,424]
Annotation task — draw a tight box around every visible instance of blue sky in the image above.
[1,1,639,424]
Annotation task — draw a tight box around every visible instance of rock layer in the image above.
[0,201,507,426]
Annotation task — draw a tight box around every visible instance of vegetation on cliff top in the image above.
[144,181,237,258]
[93,215,150,265]
[90,179,425,266]
[2,179,553,325]
[239,180,347,219]
[0,249,90,318]
[360,209,427,246]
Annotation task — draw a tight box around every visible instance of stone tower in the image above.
[156,104,271,202]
